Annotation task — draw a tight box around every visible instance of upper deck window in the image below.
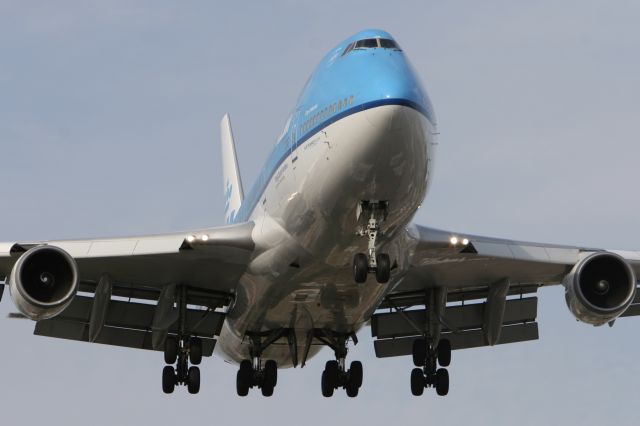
[343,38,402,56]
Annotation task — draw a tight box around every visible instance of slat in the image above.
[373,322,539,358]
[56,296,225,338]
[34,320,215,355]
[372,297,537,339]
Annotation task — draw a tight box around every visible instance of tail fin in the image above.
[220,114,244,224]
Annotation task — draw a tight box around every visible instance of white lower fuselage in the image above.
[217,104,435,366]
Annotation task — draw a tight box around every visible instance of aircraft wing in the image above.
[371,224,640,358]
[0,222,255,355]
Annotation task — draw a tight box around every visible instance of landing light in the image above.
[462,238,469,246]
[200,234,209,242]
[186,235,196,243]
[450,237,458,245]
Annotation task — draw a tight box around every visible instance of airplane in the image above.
[1,28,639,398]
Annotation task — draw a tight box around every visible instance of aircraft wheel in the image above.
[346,381,359,398]
[437,339,451,367]
[349,361,363,389]
[162,366,176,394]
[187,366,200,394]
[375,253,391,283]
[189,337,203,365]
[410,368,424,396]
[324,360,339,389]
[321,370,334,397]
[353,254,368,283]
[412,338,426,367]
[435,368,449,396]
[264,360,278,388]
[164,336,178,365]
[261,383,274,397]
[236,360,252,397]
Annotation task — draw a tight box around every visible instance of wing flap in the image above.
[34,320,216,355]
[374,323,539,358]
[49,295,225,338]
[372,297,537,340]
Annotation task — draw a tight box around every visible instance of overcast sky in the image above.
[1,1,639,425]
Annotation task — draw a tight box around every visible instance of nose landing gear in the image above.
[353,201,391,284]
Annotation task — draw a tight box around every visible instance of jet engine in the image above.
[9,245,79,321]
[564,252,636,326]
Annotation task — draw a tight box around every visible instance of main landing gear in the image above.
[353,201,391,284]
[410,338,451,396]
[236,358,278,397]
[161,285,202,395]
[317,331,363,398]
[162,335,202,394]
[236,330,294,397]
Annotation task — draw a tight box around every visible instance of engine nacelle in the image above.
[564,252,636,326]
[9,245,79,321]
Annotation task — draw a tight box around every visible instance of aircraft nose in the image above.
[364,104,409,131]
[361,55,432,131]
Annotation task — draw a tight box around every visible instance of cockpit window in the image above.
[379,39,401,50]
[341,42,355,56]
[343,38,402,56]
[355,38,379,49]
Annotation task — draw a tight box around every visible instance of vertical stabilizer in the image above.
[220,114,244,223]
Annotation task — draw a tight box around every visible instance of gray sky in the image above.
[1,1,639,425]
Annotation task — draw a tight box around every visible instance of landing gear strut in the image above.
[316,331,363,398]
[353,201,391,284]
[161,286,202,394]
[410,338,451,396]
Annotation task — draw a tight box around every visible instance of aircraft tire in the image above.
[189,337,203,365]
[410,368,424,396]
[164,336,178,365]
[435,368,449,396]
[437,339,451,367]
[236,360,252,396]
[412,338,426,367]
[349,361,363,389]
[187,366,200,394]
[264,360,278,388]
[375,254,391,283]
[162,366,176,394]
[346,382,359,398]
[324,360,339,389]
[261,384,274,397]
[321,370,334,397]
[353,254,368,283]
